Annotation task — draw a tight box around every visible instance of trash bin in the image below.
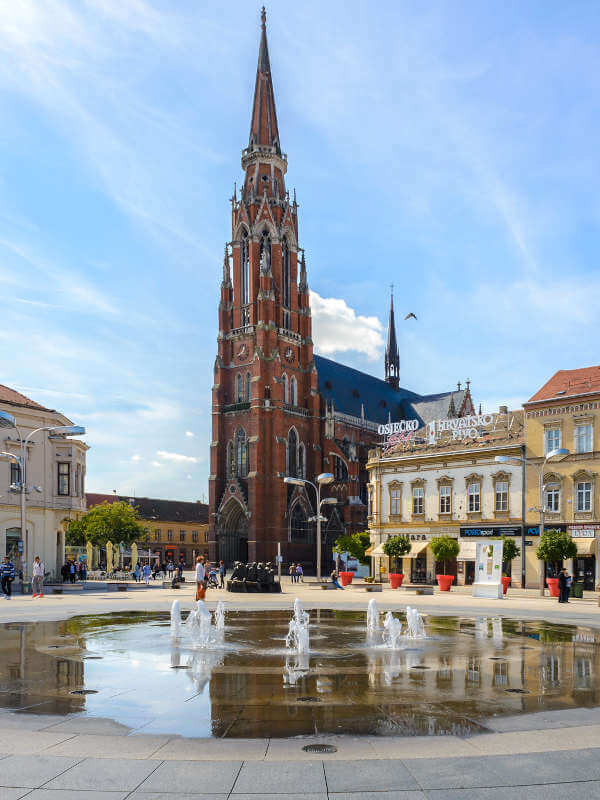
[571,582,584,599]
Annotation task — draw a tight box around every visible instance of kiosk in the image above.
[472,538,503,599]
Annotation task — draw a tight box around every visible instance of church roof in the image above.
[248,8,281,153]
[314,355,469,426]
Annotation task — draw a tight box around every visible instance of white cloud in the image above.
[131,454,142,462]
[310,291,384,361]
[151,460,162,468]
[156,450,198,464]
[185,431,195,438]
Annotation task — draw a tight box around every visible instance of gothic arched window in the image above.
[240,230,250,325]
[298,442,305,479]
[282,238,291,329]
[259,230,271,274]
[245,372,252,402]
[290,504,311,542]
[287,428,298,478]
[290,376,298,406]
[333,456,348,481]
[236,428,248,478]
[282,373,289,404]
[227,441,235,477]
[236,373,243,403]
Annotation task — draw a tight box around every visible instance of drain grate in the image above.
[302,743,337,754]
[297,696,321,703]
[505,688,530,694]
[70,689,99,695]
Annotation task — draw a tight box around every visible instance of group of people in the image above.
[61,560,86,583]
[1,555,45,599]
[557,568,573,603]
[131,558,186,584]
[195,556,226,598]
[288,563,304,582]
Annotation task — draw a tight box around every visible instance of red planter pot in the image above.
[501,576,511,595]
[339,571,354,587]
[436,574,454,592]
[547,577,560,597]
[388,573,404,589]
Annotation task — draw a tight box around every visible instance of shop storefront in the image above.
[569,525,599,590]
[459,526,523,586]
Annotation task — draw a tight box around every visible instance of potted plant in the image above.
[334,531,370,586]
[429,536,459,591]
[536,529,577,597]
[500,536,521,594]
[382,535,411,588]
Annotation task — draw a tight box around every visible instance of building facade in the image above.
[524,366,600,590]
[367,409,525,585]
[0,385,88,579]
[86,494,209,567]
[208,10,475,570]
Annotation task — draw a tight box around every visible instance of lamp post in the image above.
[496,447,569,596]
[283,472,334,581]
[0,410,85,584]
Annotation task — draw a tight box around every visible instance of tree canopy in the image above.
[536,528,577,563]
[429,535,460,573]
[66,501,149,547]
[500,536,521,564]
[334,531,371,565]
[382,535,411,572]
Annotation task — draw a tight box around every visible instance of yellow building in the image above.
[524,366,600,590]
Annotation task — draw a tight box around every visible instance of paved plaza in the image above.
[0,580,600,797]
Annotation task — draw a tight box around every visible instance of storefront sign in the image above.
[527,525,566,536]
[569,525,600,538]
[378,420,420,436]
[460,526,521,538]
[428,413,495,444]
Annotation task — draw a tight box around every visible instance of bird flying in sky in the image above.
[405,312,417,320]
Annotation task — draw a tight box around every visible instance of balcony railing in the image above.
[223,402,250,413]
[229,325,255,338]
[283,403,310,417]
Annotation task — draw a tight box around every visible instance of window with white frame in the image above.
[545,427,561,454]
[495,481,508,512]
[468,482,481,512]
[574,423,593,454]
[390,487,402,516]
[576,481,592,512]
[235,373,243,403]
[439,485,451,514]
[545,486,560,513]
[412,486,424,515]
[58,462,70,496]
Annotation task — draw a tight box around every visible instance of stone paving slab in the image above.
[44,732,170,759]
[330,794,427,800]
[42,757,159,792]
[129,795,228,800]
[481,707,600,732]
[0,754,80,789]
[135,760,242,795]
[24,791,128,800]
[0,789,33,800]
[151,737,268,761]
[324,760,420,793]
[403,756,507,790]
[232,761,326,794]
[0,714,70,731]
[43,716,135,736]
[468,724,600,755]
[427,783,600,800]
[0,730,76,755]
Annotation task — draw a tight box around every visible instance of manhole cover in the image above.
[70,689,99,695]
[302,744,337,753]
[297,696,321,702]
[505,688,530,694]
[170,665,190,670]
[410,665,430,670]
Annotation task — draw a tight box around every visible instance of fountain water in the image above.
[285,598,310,654]
[170,600,182,640]
[382,611,403,649]
[366,598,379,632]
[186,600,216,647]
[214,600,226,632]
[405,606,426,640]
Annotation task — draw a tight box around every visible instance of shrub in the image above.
[382,535,411,572]
[429,536,459,574]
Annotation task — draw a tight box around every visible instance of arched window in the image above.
[259,230,271,274]
[298,443,305,479]
[282,238,291,329]
[245,372,252,402]
[236,373,243,403]
[241,230,250,325]
[290,504,311,542]
[287,428,297,477]
[227,441,235,477]
[333,456,348,481]
[290,376,298,406]
[236,428,248,478]
[282,373,289,404]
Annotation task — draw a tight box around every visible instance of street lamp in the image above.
[0,416,86,584]
[496,447,569,596]
[284,472,334,582]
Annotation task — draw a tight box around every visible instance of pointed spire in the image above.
[448,393,456,418]
[222,244,231,288]
[385,284,400,390]
[248,7,281,154]
[298,250,308,293]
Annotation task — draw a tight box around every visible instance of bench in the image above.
[364,584,382,592]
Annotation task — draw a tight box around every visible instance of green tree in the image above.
[334,531,371,565]
[66,501,148,547]
[536,528,577,576]
[429,535,460,574]
[500,536,521,574]
[382,535,411,573]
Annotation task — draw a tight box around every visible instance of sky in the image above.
[0,0,598,501]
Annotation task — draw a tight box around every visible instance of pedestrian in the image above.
[69,562,76,583]
[565,569,572,603]
[32,556,45,598]
[195,556,206,601]
[161,561,166,578]
[219,560,226,589]
[167,560,174,578]
[296,563,303,583]
[142,562,151,585]
[208,564,218,588]
[1,555,15,599]
[134,562,141,582]
[558,567,567,603]
[330,569,344,590]
[61,563,69,583]
[80,561,87,581]
[178,557,185,580]
[289,563,296,583]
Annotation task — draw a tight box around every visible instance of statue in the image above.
[227,561,248,592]
[257,562,268,592]
[245,562,259,592]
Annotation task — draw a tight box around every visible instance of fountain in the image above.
[366,598,379,632]
[214,600,226,632]
[170,600,182,640]
[186,600,216,647]
[285,598,310,654]
[382,611,403,649]
[405,606,426,640]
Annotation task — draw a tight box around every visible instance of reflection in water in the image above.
[1,611,600,738]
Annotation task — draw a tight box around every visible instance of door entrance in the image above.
[218,501,249,567]
[465,561,475,585]
[411,555,427,584]
[575,556,595,590]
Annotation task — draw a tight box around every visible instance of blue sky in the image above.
[0,0,598,501]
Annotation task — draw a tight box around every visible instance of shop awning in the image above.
[364,545,374,556]
[406,540,428,558]
[575,538,596,555]
[370,543,387,557]
[458,541,477,561]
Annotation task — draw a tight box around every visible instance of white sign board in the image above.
[472,538,504,600]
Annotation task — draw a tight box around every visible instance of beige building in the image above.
[524,366,600,590]
[0,385,88,580]
[367,408,525,585]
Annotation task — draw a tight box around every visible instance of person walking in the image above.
[69,562,76,584]
[289,563,296,583]
[167,560,174,578]
[133,562,141,582]
[558,567,567,603]
[1,556,15,599]
[195,556,206,601]
[32,556,45,598]
[80,561,87,581]
[296,563,303,583]
[61,563,69,583]
[219,560,226,589]
[142,562,151,585]
[330,569,344,590]
[565,569,572,603]
[178,557,185,580]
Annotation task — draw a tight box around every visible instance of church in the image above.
[208,9,475,570]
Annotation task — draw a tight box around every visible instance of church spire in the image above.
[248,7,281,154]
[385,284,400,390]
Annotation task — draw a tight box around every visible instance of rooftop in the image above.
[0,384,53,412]
[85,493,209,524]
[527,366,600,404]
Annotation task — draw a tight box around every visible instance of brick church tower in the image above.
[209,9,321,566]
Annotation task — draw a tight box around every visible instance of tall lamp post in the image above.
[496,447,569,597]
[283,472,335,582]
[0,409,85,584]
